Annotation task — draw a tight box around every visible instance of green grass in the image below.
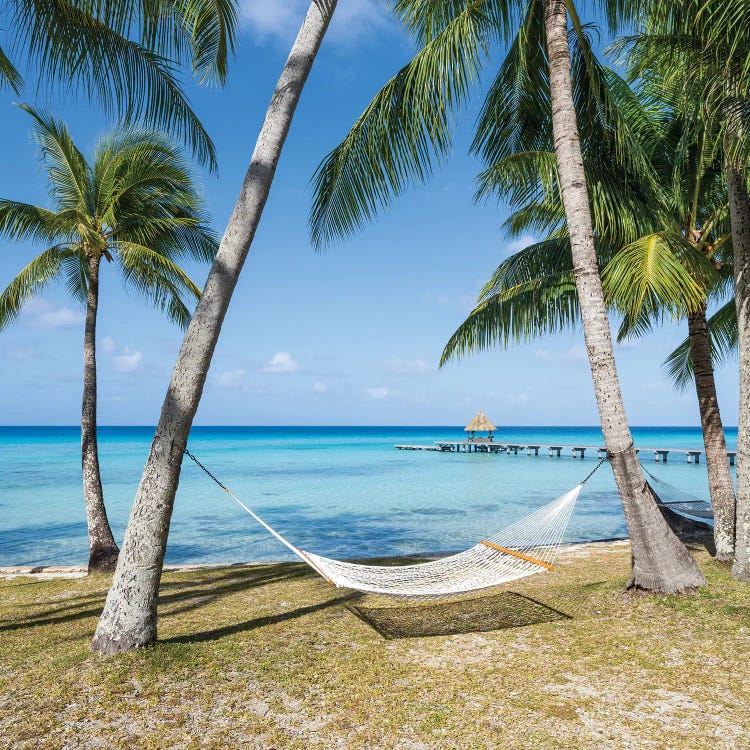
[1,543,749,749]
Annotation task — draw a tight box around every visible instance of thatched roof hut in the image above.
[464,411,497,434]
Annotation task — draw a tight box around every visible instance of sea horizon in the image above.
[1,424,734,568]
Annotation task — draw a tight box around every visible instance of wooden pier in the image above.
[394,441,737,465]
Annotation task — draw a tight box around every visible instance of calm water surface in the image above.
[0,426,735,566]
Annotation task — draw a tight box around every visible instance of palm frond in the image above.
[441,237,582,365]
[310,1,505,248]
[602,232,718,324]
[0,43,23,92]
[390,0,521,44]
[115,241,201,328]
[12,0,218,170]
[441,271,579,365]
[19,104,91,211]
[0,200,72,243]
[0,245,75,330]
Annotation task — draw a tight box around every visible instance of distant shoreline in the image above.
[0,538,632,579]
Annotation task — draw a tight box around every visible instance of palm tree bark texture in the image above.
[543,0,705,591]
[727,164,750,581]
[82,252,120,573]
[91,0,338,654]
[686,303,736,560]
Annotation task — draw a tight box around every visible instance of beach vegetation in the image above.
[0,106,217,573]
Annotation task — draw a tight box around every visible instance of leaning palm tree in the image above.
[309,0,705,591]
[0,105,217,573]
[0,0,238,169]
[91,0,339,654]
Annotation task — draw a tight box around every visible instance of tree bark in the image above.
[543,0,705,591]
[727,164,750,581]
[82,253,120,574]
[91,0,338,654]
[687,308,736,560]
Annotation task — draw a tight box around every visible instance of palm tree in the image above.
[309,0,705,591]
[91,0,339,654]
[0,0,238,169]
[621,0,750,578]
[0,105,217,573]
[446,61,737,559]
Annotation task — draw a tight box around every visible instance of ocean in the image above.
[0,426,735,567]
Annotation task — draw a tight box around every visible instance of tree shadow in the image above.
[0,563,311,633]
[348,590,572,640]
[659,507,716,556]
[162,591,361,644]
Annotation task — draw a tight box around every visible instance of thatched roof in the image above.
[464,411,497,433]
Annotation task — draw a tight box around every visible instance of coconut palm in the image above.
[615,0,750,575]
[0,105,217,573]
[91,0,339,654]
[0,0,238,168]
[309,0,705,591]
[446,64,738,558]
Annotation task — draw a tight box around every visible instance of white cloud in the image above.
[383,358,432,376]
[262,351,299,374]
[366,386,389,401]
[100,336,116,353]
[504,234,537,255]
[313,381,328,393]
[34,306,84,329]
[114,347,143,373]
[214,369,246,388]
[240,0,389,45]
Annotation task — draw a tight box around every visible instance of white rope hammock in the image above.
[184,450,594,598]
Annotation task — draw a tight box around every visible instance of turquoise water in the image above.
[0,426,735,566]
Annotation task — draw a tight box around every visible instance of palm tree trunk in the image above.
[91,0,338,654]
[726,163,750,580]
[82,253,119,574]
[543,0,705,591]
[687,308,736,559]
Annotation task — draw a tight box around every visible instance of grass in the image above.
[1,542,749,749]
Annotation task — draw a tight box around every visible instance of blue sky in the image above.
[0,1,739,426]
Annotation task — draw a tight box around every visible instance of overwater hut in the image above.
[464,411,497,442]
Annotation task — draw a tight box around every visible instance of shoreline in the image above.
[0,537,631,579]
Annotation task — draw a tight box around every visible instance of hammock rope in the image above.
[183,449,608,598]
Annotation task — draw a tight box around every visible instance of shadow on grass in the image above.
[163,591,361,644]
[348,590,572,640]
[0,563,311,633]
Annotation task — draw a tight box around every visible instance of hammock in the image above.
[184,450,602,598]
[642,466,714,525]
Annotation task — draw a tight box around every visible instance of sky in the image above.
[0,1,739,427]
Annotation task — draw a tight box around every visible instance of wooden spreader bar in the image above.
[479,541,554,571]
